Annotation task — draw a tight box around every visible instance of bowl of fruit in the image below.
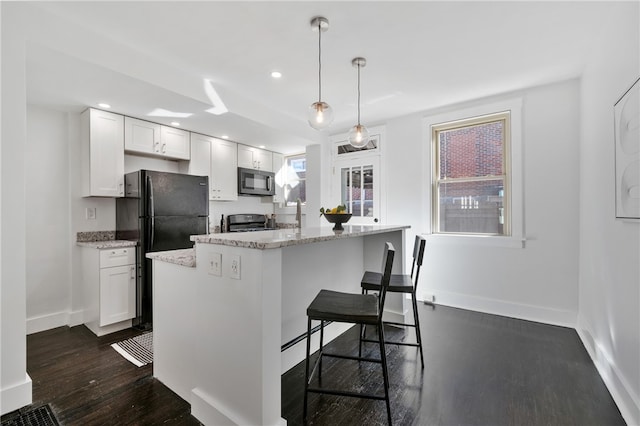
[320,205,352,231]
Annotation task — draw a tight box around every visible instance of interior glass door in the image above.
[333,157,380,225]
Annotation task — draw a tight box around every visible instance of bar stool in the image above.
[303,242,395,425]
[360,235,426,368]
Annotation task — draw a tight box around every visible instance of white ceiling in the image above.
[23,1,614,154]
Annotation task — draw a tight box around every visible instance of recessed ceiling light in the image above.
[258,145,266,149]
[171,121,180,126]
[98,103,111,109]
[221,135,229,139]
[271,71,282,79]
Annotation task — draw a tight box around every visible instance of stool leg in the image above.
[411,291,424,369]
[303,317,312,423]
[318,320,324,381]
[359,288,367,359]
[377,322,392,425]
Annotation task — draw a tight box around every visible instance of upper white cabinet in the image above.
[125,116,190,160]
[187,133,238,201]
[81,108,125,197]
[212,138,238,201]
[272,152,284,204]
[238,144,273,171]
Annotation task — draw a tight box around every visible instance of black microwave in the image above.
[238,167,276,196]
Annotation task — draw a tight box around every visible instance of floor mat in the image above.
[1,404,59,426]
[111,331,153,367]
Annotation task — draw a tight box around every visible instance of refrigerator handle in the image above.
[147,175,155,250]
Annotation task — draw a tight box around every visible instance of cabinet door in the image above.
[125,117,160,155]
[83,109,125,197]
[99,264,136,326]
[255,149,273,172]
[212,138,238,201]
[272,153,284,203]
[237,144,255,169]
[161,126,190,160]
[188,134,214,199]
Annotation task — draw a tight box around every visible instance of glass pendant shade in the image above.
[348,124,370,148]
[308,101,334,129]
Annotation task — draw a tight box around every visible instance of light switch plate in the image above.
[208,252,222,276]
[230,254,241,280]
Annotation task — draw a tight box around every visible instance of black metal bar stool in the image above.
[360,235,426,368]
[303,242,395,425]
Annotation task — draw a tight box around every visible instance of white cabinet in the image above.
[212,138,238,201]
[238,144,273,171]
[272,152,284,204]
[81,108,125,197]
[187,134,238,201]
[82,246,136,336]
[125,116,190,160]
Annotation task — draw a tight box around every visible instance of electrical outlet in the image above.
[208,252,222,276]
[85,207,96,220]
[230,254,241,280]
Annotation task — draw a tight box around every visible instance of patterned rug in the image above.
[111,332,153,367]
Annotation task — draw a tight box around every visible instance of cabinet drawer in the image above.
[100,247,135,268]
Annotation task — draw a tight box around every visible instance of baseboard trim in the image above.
[26,310,84,335]
[26,311,69,335]
[191,387,286,426]
[419,289,577,328]
[577,321,640,426]
[0,373,32,416]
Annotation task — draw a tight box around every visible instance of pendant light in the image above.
[348,57,369,148]
[307,16,334,129]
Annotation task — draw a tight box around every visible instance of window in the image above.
[283,154,306,206]
[432,111,511,236]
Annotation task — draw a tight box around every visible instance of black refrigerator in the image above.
[116,170,209,328]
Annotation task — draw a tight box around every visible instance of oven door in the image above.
[238,167,275,196]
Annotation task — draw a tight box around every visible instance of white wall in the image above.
[1,3,32,415]
[578,2,640,424]
[25,106,72,333]
[340,79,581,327]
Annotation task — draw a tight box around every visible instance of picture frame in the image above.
[614,77,640,219]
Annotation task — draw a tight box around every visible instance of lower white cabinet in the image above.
[82,246,136,336]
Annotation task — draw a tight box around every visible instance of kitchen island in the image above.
[148,224,409,426]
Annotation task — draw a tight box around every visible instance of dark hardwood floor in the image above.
[22,325,201,425]
[282,305,626,426]
[5,304,625,426]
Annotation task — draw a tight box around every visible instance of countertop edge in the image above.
[146,248,196,268]
[191,225,410,249]
[77,240,137,249]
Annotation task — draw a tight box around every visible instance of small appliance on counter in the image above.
[226,213,277,232]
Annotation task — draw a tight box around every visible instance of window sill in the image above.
[423,233,525,249]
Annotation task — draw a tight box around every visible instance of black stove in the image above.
[226,213,276,233]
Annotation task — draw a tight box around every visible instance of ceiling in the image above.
[22,1,614,154]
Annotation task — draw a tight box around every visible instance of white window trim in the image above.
[423,98,525,248]
[275,151,307,216]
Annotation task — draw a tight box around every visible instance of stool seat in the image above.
[307,290,379,324]
[361,271,413,293]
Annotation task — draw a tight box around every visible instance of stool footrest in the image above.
[321,352,382,364]
[361,337,421,348]
[307,387,387,401]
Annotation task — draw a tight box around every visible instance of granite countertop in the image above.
[77,240,137,249]
[146,248,196,268]
[190,225,410,250]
